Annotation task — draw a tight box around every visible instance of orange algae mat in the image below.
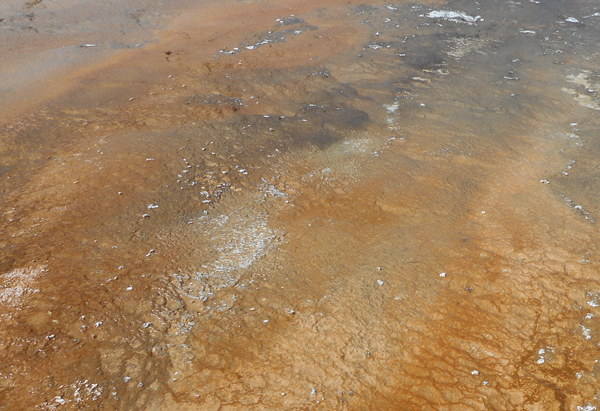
[1,0,600,409]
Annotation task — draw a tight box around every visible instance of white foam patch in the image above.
[209,213,277,272]
[0,266,44,307]
[174,198,281,302]
[580,324,592,340]
[384,103,400,113]
[37,379,103,408]
[259,178,287,198]
[343,138,374,154]
[563,71,600,110]
[446,37,489,59]
[425,10,481,25]
[587,291,600,307]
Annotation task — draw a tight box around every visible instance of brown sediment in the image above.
[2,0,600,409]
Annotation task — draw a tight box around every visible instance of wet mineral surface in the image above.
[2,0,600,409]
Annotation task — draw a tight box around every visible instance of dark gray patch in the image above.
[292,131,340,149]
[403,42,446,70]
[332,84,374,101]
[298,105,370,129]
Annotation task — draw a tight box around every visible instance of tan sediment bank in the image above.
[1,0,600,409]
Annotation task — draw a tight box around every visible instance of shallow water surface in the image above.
[2,0,600,409]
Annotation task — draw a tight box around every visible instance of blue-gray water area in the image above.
[2,0,600,409]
